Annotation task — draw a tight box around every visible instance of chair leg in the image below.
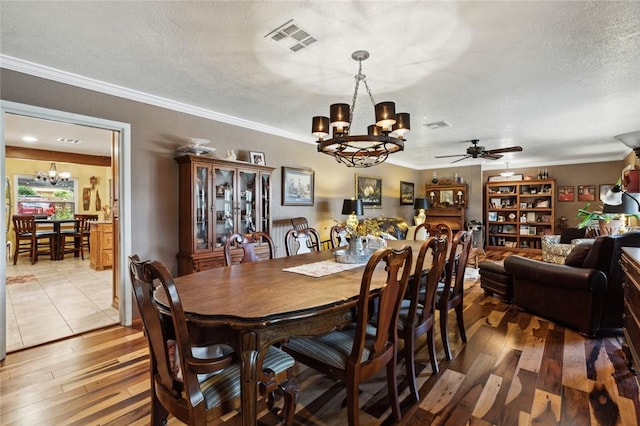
[455,304,467,343]
[426,328,439,374]
[273,376,298,426]
[404,330,419,403]
[440,308,453,361]
[345,374,360,426]
[386,355,402,422]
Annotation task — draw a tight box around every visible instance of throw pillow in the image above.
[564,243,592,267]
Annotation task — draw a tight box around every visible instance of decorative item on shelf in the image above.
[559,216,568,228]
[342,199,364,231]
[226,149,237,161]
[429,191,436,205]
[35,162,70,185]
[413,198,429,225]
[89,175,98,190]
[432,171,438,184]
[456,190,464,205]
[95,190,101,211]
[311,50,409,168]
[176,138,216,156]
[102,205,111,221]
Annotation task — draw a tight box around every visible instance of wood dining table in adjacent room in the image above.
[35,217,80,260]
[154,239,426,426]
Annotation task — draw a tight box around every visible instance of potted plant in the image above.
[577,202,639,235]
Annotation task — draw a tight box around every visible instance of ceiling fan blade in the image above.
[435,153,467,158]
[481,153,504,160]
[451,155,472,163]
[485,146,523,155]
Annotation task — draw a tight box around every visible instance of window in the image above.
[15,176,77,219]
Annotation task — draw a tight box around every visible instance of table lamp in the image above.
[413,198,429,225]
[342,199,364,230]
[602,184,640,233]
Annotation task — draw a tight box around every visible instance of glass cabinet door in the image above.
[239,171,257,234]
[261,173,271,234]
[194,165,211,252]
[214,167,236,247]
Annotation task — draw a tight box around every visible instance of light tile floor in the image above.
[5,256,119,352]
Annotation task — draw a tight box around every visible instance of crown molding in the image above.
[0,54,309,143]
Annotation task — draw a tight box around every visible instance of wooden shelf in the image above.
[424,183,467,231]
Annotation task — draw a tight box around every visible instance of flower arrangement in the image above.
[346,218,381,238]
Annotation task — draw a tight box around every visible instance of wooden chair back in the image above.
[75,214,98,233]
[433,223,453,242]
[12,214,54,264]
[224,232,275,266]
[329,224,348,248]
[290,217,309,231]
[438,230,473,360]
[12,214,35,235]
[413,223,431,240]
[284,227,321,256]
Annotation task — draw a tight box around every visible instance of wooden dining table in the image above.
[154,239,426,426]
[35,218,80,260]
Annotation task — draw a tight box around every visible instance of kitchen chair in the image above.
[413,223,431,240]
[283,246,412,426]
[329,224,348,248]
[60,214,98,259]
[397,236,447,402]
[223,232,275,266]
[128,255,298,426]
[284,227,321,256]
[12,214,55,264]
[437,230,473,360]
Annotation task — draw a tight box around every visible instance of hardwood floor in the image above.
[1,250,638,425]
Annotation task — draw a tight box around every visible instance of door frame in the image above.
[0,101,132,360]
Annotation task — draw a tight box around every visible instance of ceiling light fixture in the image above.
[312,50,410,168]
[35,162,71,185]
[500,162,514,177]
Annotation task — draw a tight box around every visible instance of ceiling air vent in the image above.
[265,19,317,53]
[424,120,451,130]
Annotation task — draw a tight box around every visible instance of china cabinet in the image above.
[424,183,467,231]
[485,179,555,252]
[176,155,273,275]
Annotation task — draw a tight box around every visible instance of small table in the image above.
[35,218,79,260]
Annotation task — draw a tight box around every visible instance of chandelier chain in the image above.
[349,59,377,127]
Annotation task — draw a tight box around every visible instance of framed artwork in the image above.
[488,211,498,222]
[355,174,382,208]
[577,184,596,202]
[440,189,454,206]
[399,181,414,205]
[534,199,550,208]
[558,185,574,202]
[249,151,266,165]
[599,184,614,202]
[281,167,314,206]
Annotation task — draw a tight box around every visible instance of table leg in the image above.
[239,334,259,426]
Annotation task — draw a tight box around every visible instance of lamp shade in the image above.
[413,198,429,211]
[342,199,364,216]
[603,192,640,215]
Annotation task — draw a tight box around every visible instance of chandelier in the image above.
[312,50,410,168]
[35,162,71,185]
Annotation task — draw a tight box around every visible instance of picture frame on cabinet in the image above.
[399,181,414,205]
[249,151,266,165]
[282,167,314,206]
[558,185,574,202]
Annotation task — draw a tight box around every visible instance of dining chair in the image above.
[284,227,321,256]
[60,214,98,259]
[128,255,298,426]
[397,236,448,403]
[290,217,309,231]
[437,230,473,360]
[413,223,431,241]
[283,246,412,426]
[223,232,275,266]
[433,223,453,242]
[12,214,55,264]
[329,224,348,248]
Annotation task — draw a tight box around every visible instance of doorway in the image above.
[1,101,132,360]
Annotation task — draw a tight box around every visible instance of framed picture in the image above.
[355,174,382,208]
[281,167,314,206]
[399,181,414,205]
[599,184,614,202]
[534,199,550,208]
[577,184,596,202]
[440,189,454,206]
[558,185,574,202]
[488,211,498,222]
[249,151,266,165]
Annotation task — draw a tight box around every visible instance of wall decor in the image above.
[399,181,414,205]
[599,184,614,202]
[355,174,382,208]
[577,184,596,202]
[282,167,314,206]
[249,151,266,165]
[558,185,574,202]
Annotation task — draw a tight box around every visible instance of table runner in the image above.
[283,259,365,278]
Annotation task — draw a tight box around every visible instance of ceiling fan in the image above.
[435,139,523,163]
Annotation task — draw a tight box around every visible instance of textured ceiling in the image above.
[1,1,639,170]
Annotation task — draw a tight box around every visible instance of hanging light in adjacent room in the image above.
[35,162,71,185]
[312,50,410,168]
[500,162,514,177]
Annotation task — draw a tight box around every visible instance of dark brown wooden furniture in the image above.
[13,214,55,264]
[282,246,413,426]
[424,182,467,231]
[433,222,453,242]
[175,155,274,275]
[290,217,309,231]
[413,223,431,240]
[398,237,447,402]
[223,232,275,266]
[619,247,640,373]
[437,230,473,360]
[153,240,425,426]
[60,214,98,259]
[329,224,348,248]
[284,227,320,256]
[478,260,514,302]
[129,255,298,426]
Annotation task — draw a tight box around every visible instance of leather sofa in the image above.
[371,216,410,240]
[504,232,640,337]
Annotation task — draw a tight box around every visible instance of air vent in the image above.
[57,137,81,144]
[424,120,451,130]
[265,19,317,53]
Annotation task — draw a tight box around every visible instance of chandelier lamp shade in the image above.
[312,50,410,168]
[35,162,71,185]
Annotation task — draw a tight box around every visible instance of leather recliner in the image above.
[504,232,640,337]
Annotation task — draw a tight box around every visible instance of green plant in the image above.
[18,186,37,196]
[576,202,640,229]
